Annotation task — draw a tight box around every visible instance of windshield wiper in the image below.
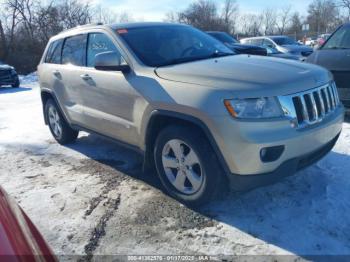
[157,51,235,67]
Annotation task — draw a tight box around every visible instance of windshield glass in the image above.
[118,25,234,67]
[208,32,238,44]
[323,26,350,49]
[272,36,297,45]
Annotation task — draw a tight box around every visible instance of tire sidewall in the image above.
[154,126,220,206]
[45,99,63,141]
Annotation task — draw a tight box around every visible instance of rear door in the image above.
[58,34,89,124]
[310,25,350,106]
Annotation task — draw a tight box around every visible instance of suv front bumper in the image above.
[209,105,344,182]
[227,132,340,190]
[0,72,19,86]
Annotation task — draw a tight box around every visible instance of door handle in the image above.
[80,74,92,81]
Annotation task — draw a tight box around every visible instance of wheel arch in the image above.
[143,110,231,176]
[40,89,70,126]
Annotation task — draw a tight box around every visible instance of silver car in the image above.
[241,36,314,60]
[38,23,344,206]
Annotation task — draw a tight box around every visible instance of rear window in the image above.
[62,34,87,66]
[45,40,63,64]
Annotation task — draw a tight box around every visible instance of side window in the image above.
[323,26,350,49]
[251,39,263,46]
[87,33,123,67]
[62,34,87,66]
[263,39,275,48]
[45,40,63,64]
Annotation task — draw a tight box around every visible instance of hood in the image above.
[0,64,13,70]
[155,55,331,97]
[269,52,300,60]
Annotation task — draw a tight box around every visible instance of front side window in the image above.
[45,39,63,64]
[262,39,275,48]
[323,26,350,49]
[62,34,87,66]
[118,25,234,67]
[251,39,264,46]
[87,33,122,67]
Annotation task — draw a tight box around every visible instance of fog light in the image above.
[260,146,285,163]
[260,148,267,158]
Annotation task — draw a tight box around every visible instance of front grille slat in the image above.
[332,83,340,105]
[284,83,340,129]
[328,85,335,110]
[309,92,318,121]
[323,87,331,112]
[317,90,325,116]
[299,95,310,122]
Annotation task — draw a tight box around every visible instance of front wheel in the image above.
[12,78,20,88]
[154,125,225,206]
[45,99,79,144]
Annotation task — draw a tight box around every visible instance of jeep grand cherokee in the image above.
[38,23,344,206]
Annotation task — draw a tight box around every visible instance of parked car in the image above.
[241,36,314,60]
[38,22,344,206]
[0,186,56,260]
[305,37,317,47]
[317,33,331,47]
[206,31,267,56]
[0,61,20,88]
[306,23,350,108]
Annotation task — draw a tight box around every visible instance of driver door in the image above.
[79,32,142,146]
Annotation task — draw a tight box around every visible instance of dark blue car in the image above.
[0,61,20,88]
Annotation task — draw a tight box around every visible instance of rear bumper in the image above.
[228,132,340,191]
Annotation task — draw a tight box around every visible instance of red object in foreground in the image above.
[0,186,56,262]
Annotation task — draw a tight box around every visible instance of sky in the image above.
[92,0,312,21]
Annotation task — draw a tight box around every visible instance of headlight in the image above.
[224,97,284,119]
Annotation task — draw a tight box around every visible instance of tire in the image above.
[44,99,78,145]
[12,78,20,88]
[154,125,225,206]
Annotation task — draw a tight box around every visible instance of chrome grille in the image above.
[278,82,341,129]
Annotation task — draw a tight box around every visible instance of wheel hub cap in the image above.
[161,139,203,195]
[48,106,62,138]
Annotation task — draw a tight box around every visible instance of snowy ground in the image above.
[0,76,350,260]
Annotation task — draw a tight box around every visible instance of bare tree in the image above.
[261,8,277,35]
[276,5,292,35]
[164,11,179,22]
[221,0,239,34]
[178,0,228,31]
[239,13,262,36]
[59,0,92,29]
[338,0,350,20]
[307,0,340,35]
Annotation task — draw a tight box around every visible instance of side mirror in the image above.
[94,51,130,73]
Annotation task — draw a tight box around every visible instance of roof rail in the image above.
[61,23,104,33]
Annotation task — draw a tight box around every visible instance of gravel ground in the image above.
[0,75,350,260]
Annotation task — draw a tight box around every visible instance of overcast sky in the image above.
[92,0,311,21]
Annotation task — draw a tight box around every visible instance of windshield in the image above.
[208,32,238,44]
[323,26,350,49]
[118,25,234,67]
[272,36,297,46]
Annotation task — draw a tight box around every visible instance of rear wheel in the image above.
[154,125,225,206]
[45,99,78,144]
